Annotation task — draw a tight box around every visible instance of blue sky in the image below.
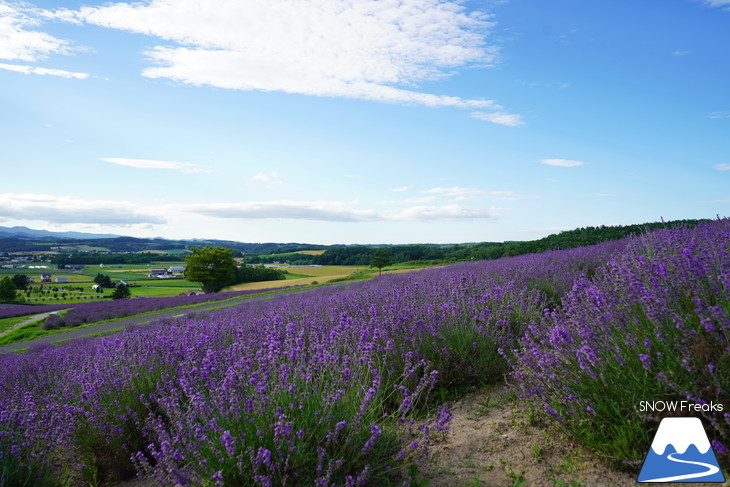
[1,0,728,244]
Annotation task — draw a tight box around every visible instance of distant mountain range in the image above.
[0,225,327,255]
[0,226,122,240]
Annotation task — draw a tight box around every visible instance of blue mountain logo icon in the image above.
[638,417,726,483]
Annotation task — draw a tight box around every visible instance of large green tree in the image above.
[11,274,29,290]
[185,246,236,293]
[0,277,17,302]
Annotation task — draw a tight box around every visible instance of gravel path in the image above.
[0,295,262,354]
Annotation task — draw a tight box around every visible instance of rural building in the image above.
[41,274,52,282]
[168,265,185,273]
[91,284,101,290]
[149,269,173,278]
[55,277,69,283]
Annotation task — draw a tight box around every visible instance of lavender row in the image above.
[4,286,291,328]
[0,303,71,319]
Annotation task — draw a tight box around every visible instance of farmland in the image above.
[0,220,728,486]
[0,262,199,304]
[224,265,369,291]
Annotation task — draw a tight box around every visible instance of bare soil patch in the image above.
[421,384,641,487]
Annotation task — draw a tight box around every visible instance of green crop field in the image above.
[1,261,198,302]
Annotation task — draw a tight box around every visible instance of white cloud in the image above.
[0,62,88,78]
[672,50,692,56]
[172,200,497,222]
[390,204,498,222]
[470,111,525,126]
[251,172,283,188]
[390,186,415,192]
[0,1,72,62]
[422,186,485,200]
[714,163,730,171]
[710,111,730,119]
[540,158,586,168]
[101,157,208,173]
[252,172,278,182]
[58,0,517,118]
[172,200,379,222]
[0,193,165,224]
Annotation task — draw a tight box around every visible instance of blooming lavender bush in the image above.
[513,219,729,467]
[2,221,726,485]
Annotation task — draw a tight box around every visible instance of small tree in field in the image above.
[111,283,131,300]
[370,248,392,276]
[185,246,236,294]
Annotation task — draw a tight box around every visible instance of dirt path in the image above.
[0,294,273,354]
[421,384,642,487]
[0,309,69,339]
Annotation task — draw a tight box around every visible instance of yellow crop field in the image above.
[286,265,365,277]
[223,266,366,291]
[295,250,326,256]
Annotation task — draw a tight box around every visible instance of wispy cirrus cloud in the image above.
[714,163,730,171]
[540,158,586,168]
[0,193,165,224]
[470,111,525,127]
[101,157,208,173]
[696,0,730,9]
[52,0,519,121]
[0,62,88,78]
[710,111,730,119]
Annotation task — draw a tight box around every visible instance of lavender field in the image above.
[1,220,728,486]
